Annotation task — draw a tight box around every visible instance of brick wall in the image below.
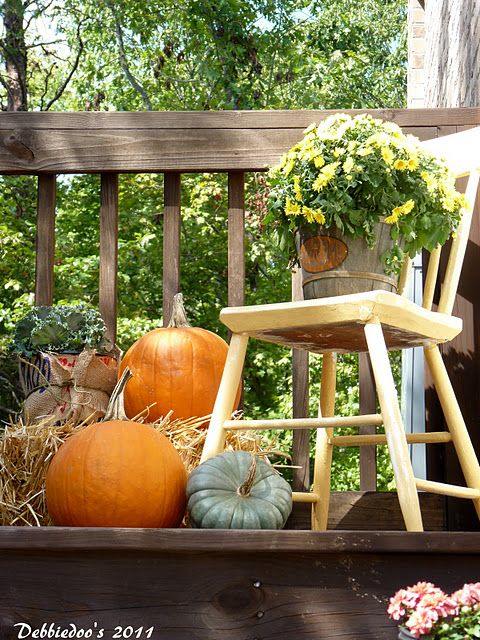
[407,0,426,108]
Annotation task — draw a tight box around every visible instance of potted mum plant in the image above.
[388,581,480,639]
[266,113,466,299]
[11,304,118,424]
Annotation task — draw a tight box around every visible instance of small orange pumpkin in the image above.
[46,369,187,527]
[119,293,240,421]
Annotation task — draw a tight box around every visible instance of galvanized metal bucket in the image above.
[296,222,400,299]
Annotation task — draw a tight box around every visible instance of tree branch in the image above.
[26,38,66,49]
[43,20,84,110]
[106,0,152,111]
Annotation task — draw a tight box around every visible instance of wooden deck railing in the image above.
[3,107,480,506]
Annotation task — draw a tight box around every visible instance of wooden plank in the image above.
[0,530,478,640]
[0,107,478,129]
[287,491,446,531]
[34,175,56,305]
[99,174,119,343]
[0,117,477,175]
[291,268,310,497]
[359,353,377,490]
[162,173,181,326]
[227,172,245,307]
[1,525,475,553]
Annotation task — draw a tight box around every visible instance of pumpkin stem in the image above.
[167,293,191,328]
[103,367,132,421]
[237,455,257,497]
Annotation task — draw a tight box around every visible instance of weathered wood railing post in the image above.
[227,172,245,405]
[227,172,245,309]
[99,173,119,344]
[35,175,56,306]
[292,268,310,496]
[162,173,181,326]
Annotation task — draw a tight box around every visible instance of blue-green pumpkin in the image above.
[187,451,292,529]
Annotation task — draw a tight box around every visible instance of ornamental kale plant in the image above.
[266,113,466,273]
[388,581,480,638]
[10,304,113,357]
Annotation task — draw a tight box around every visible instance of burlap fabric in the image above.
[19,349,119,423]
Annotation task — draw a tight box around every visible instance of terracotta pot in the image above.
[295,222,401,300]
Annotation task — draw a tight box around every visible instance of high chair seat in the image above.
[220,290,462,353]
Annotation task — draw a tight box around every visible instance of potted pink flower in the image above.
[388,581,480,639]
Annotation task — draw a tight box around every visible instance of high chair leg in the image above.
[424,344,480,520]
[364,321,424,532]
[201,333,248,463]
[312,352,337,531]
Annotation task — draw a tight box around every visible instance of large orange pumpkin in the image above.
[46,369,187,527]
[119,293,240,421]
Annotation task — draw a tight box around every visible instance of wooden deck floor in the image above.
[1,528,479,640]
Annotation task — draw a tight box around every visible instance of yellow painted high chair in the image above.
[200,126,480,532]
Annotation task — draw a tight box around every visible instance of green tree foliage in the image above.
[0,0,406,490]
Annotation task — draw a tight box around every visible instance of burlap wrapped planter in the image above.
[18,349,119,423]
[296,222,400,299]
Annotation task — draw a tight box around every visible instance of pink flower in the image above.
[452,583,480,608]
[420,591,458,618]
[387,582,443,621]
[405,606,439,638]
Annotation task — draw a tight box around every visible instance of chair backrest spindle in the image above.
[419,127,480,317]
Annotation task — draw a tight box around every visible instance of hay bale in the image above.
[0,412,277,527]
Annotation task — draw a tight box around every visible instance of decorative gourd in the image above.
[187,451,292,529]
[45,369,187,527]
[119,293,240,421]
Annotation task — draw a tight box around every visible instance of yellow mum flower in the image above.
[401,199,415,215]
[343,157,355,174]
[381,147,394,165]
[333,147,345,157]
[313,174,328,191]
[312,162,338,191]
[282,151,297,176]
[301,206,315,223]
[385,209,401,224]
[393,159,407,171]
[407,156,419,171]
[293,175,302,201]
[301,207,326,225]
[385,199,415,224]
[303,148,320,162]
[313,155,325,169]
[421,170,436,193]
[357,146,373,157]
[285,197,301,216]
[322,162,339,180]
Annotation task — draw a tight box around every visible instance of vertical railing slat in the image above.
[227,171,245,408]
[163,173,181,326]
[227,172,245,307]
[359,352,377,490]
[99,173,119,344]
[292,268,310,493]
[35,175,56,305]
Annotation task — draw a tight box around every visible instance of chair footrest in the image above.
[415,478,480,499]
[330,432,452,446]
[292,491,319,503]
[224,414,383,431]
